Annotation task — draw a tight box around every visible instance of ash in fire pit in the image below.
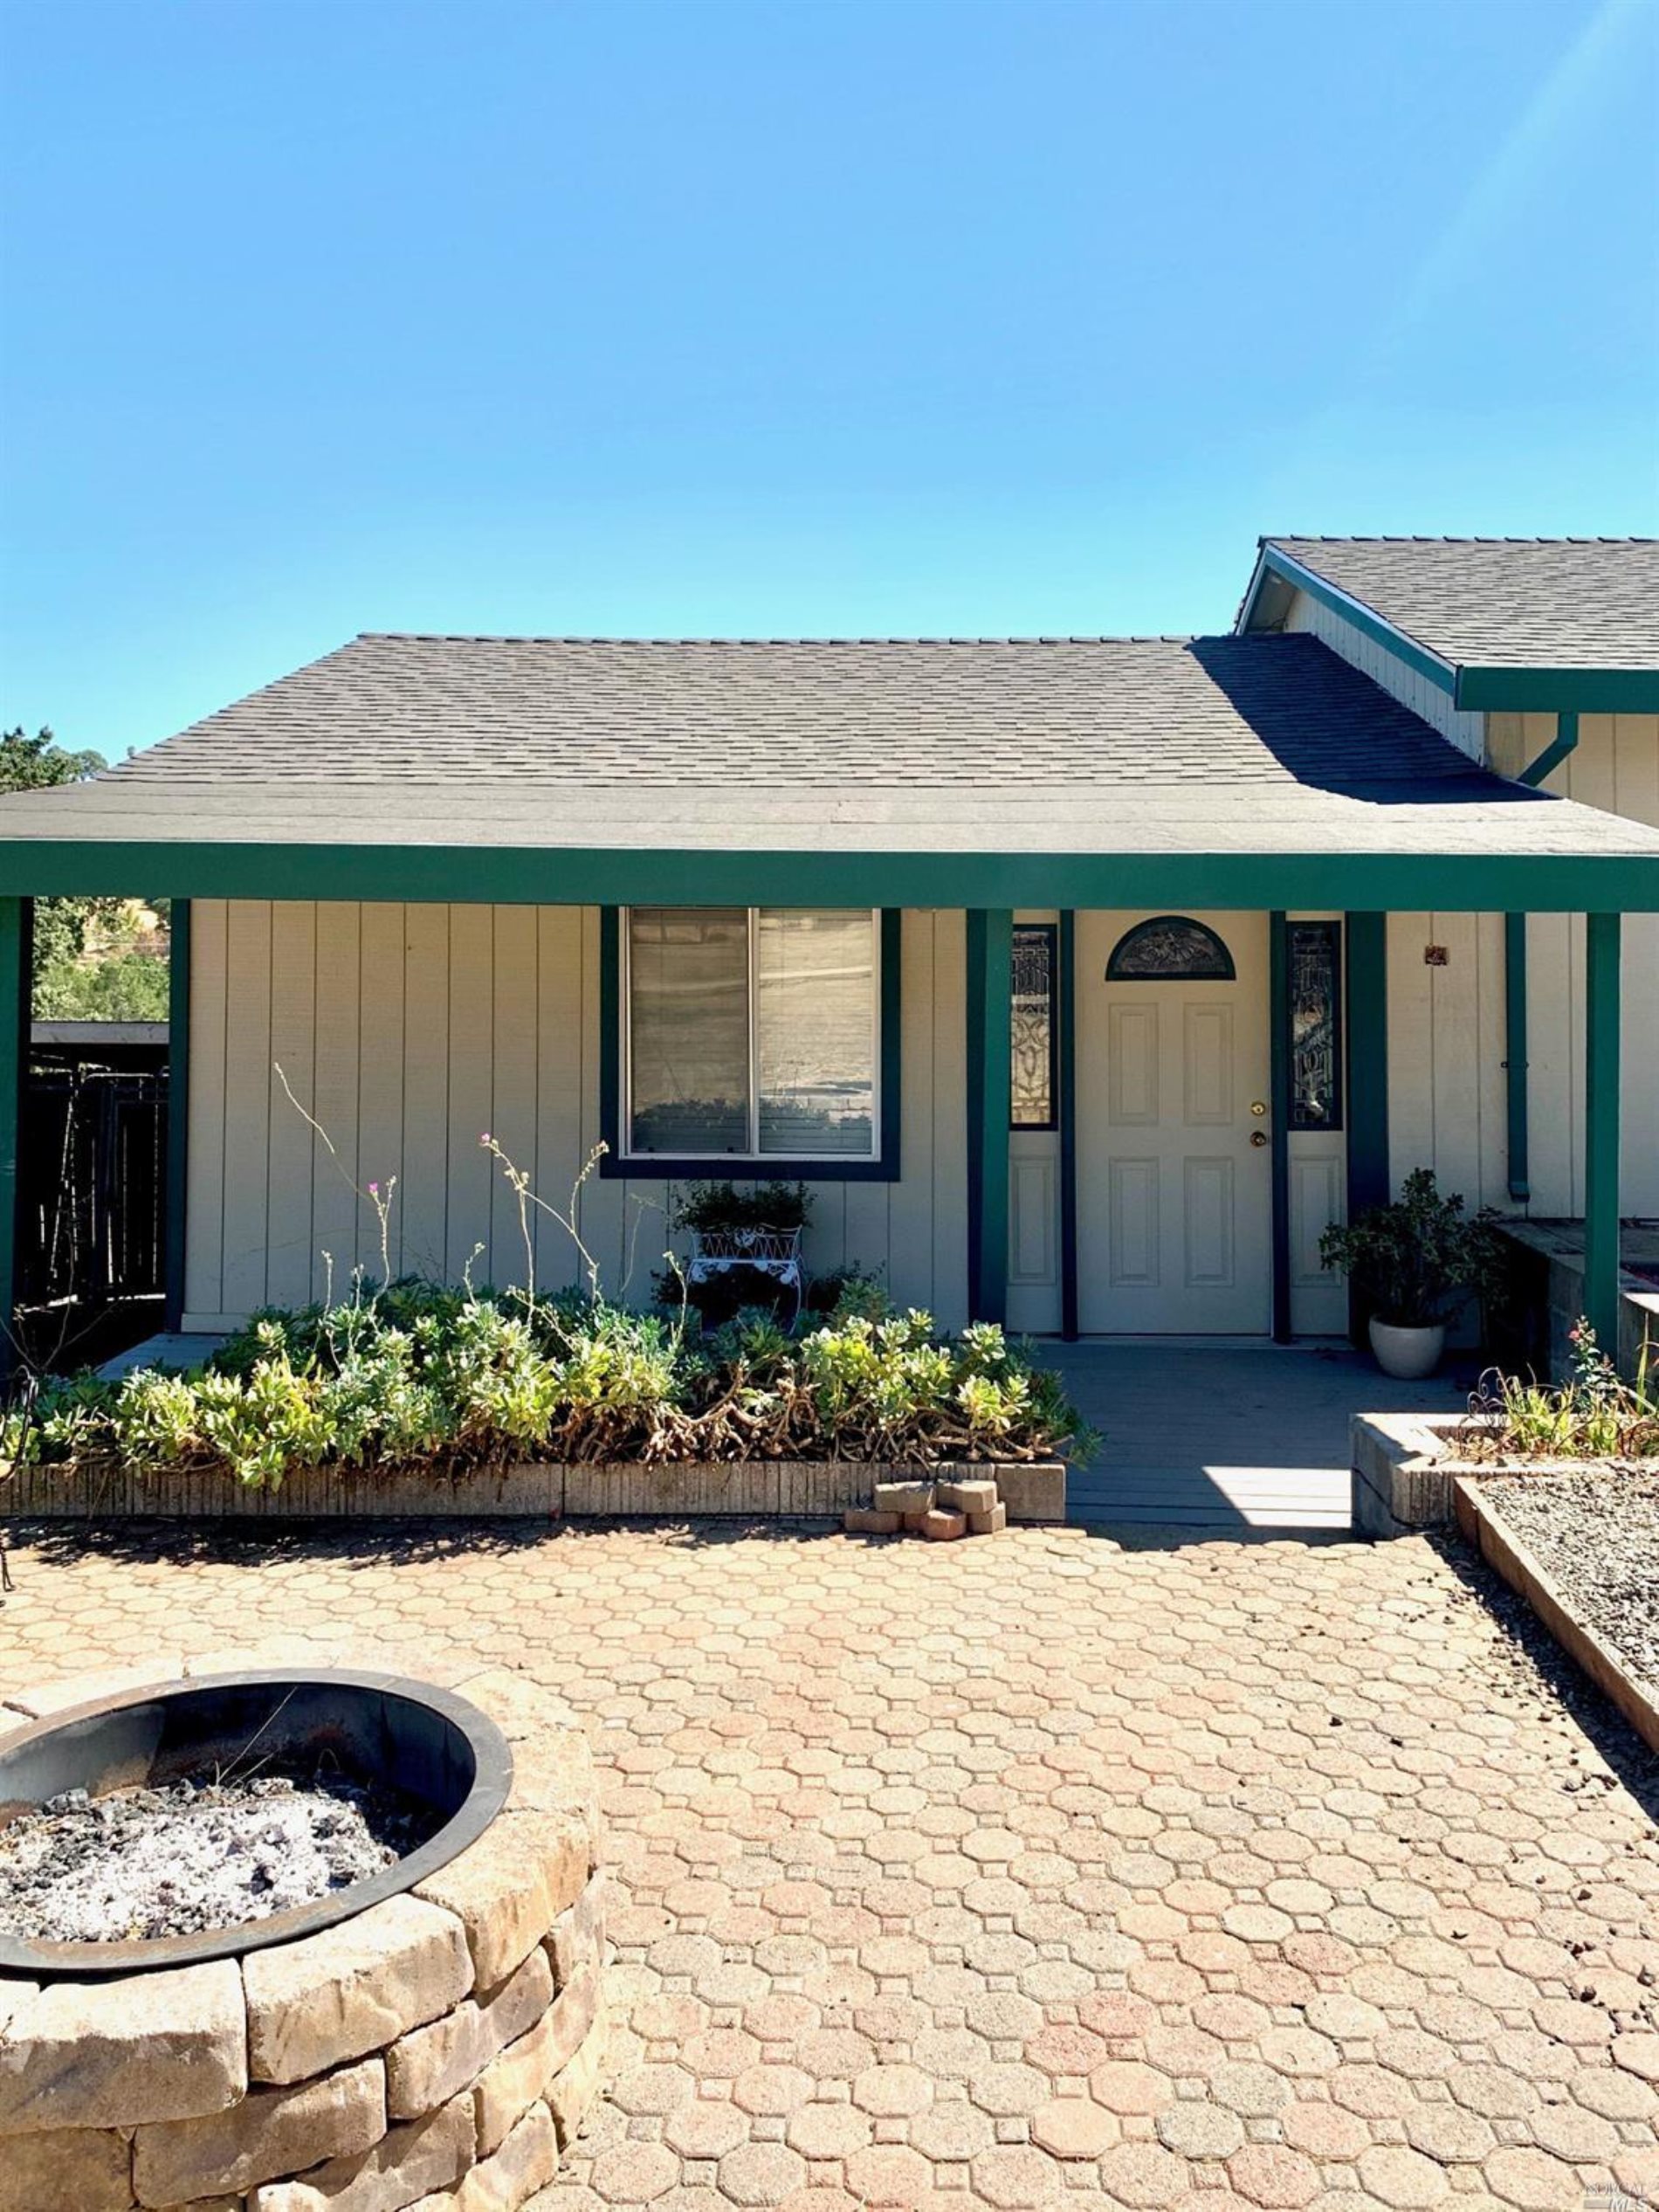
[0,1765,442,1945]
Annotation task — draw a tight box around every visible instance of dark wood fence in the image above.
[19,1029,169,1313]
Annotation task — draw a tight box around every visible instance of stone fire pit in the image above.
[0,1660,609,2212]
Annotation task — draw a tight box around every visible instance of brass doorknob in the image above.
[1250,1131,1269,1147]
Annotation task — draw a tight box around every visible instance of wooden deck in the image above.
[1048,1341,1467,1533]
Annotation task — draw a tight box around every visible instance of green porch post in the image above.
[0,899,30,1383]
[164,900,191,1331]
[1583,912,1621,1354]
[966,908,1012,1326]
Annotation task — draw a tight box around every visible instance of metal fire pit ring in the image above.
[0,1667,513,1976]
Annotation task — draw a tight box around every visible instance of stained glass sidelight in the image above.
[1105,916,1236,981]
[1288,920,1343,1131]
[1010,924,1057,1130]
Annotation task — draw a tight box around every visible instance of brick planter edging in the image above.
[0,1659,610,2212]
[0,1457,1067,1525]
[1451,1476,1659,1758]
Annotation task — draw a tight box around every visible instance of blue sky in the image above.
[3,0,1656,761]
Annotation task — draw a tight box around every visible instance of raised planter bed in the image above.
[1350,1411,1659,1755]
[1453,1471,1659,1757]
[0,1457,1067,1525]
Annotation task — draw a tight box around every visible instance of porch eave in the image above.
[0,836,1656,914]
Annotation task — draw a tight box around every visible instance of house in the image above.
[0,535,1654,1361]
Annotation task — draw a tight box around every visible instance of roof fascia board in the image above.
[1248,548,1460,698]
[0,839,1655,914]
[1454,666,1659,713]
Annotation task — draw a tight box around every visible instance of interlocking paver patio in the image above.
[1,1516,1656,2210]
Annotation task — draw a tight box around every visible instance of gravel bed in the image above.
[1480,1466,1659,1689]
[0,1768,437,1943]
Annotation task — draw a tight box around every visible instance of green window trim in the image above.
[598,906,902,1182]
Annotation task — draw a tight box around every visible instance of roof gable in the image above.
[1241,537,1659,713]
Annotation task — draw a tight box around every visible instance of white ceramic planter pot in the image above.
[1369,1318,1446,1381]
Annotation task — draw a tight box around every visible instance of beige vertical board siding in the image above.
[931,909,969,1331]
[444,906,495,1285]
[399,904,451,1281]
[888,909,938,1315]
[842,1173,891,1300]
[1386,914,1435,1192]
[310,904,362,1294]
[489,904,539,1291]
[356,904,407,1276]
[1283,591,1483,760]
[184,899,229,1320]
[187,900,963,1326]
[218,901,274,1317]
[1525,910,1577,1216]
[1378,712,1659,1221]
[265,904,318,1310]
[1427,913,1484,1205]
[811,1183,848,1279]
[534,906,585,1292]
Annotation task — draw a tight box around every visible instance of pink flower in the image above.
[368,1181,379,1196]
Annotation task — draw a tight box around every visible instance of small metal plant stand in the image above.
[686,1225,806,1326]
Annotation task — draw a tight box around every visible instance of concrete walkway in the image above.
[1048,1341,1467,1533]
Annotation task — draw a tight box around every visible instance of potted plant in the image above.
[1319,1168,1505,1380]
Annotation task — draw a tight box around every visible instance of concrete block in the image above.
[937,1478,998,1513]
[919,1509,967,1540]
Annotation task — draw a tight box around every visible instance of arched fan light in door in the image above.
[1105,916,1236,982]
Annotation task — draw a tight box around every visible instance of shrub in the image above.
[1318,1168,1506,1330]
[672,1181,812,1235]
[3,1285,1093,1489]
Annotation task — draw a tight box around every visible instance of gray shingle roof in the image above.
[1,630,1656,869]
[95,631,1478,792]
[1262,537,1659,671]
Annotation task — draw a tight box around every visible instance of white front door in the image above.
[1077,911,1272,1334]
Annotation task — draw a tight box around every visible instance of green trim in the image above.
[1253,549,1457,696]
[1058,911,1079,1341]
[1583,913,1622,1351]
[1504,912,1530,1204]
[0,899,27,1381]
[966,909,1012,1327]
[164,900,191,1329]
[597,906,903,1183]
[1505,715,1581,1202]
[1518,710,1580,789]
[2,841,1656,913]
[1456,667,1659,713]
[1344,913,1389,1347]
[1269,912,1291,1344]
